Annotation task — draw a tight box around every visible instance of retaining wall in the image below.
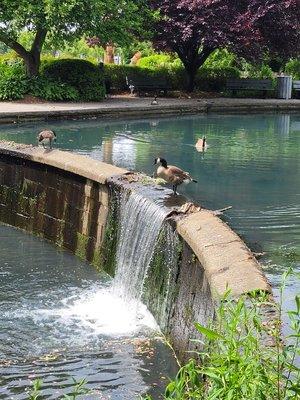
[0,141,271,360]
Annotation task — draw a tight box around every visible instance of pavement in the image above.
[0,95,299,123]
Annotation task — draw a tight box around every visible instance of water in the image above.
[113,190,168,302]
[0,224,177,399]
[1,113,298,313]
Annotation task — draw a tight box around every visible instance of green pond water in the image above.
[0,114,300,308]
[0,112,299,320]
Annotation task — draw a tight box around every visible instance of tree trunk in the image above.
[177,47,215,92]
[0,28,47,77]
[186,65,198,92]
[23,52,41,77]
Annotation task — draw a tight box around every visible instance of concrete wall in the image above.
[0,141,271,360]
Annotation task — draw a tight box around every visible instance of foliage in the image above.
[203,50,235,69]
[0,61,27,100]
[285,59,300,80]
[122,41,156,64]
[29,76,79,101]
[0,0,149,76]
[240,61,274,79]
[0,58,101,101]
[27,378,89,399]
[43,59,105,101]
[144,271,300,400]
[60,38,104,63]
[138,54,182,69]
[150,0,300,91]
[104,62,239,93]
[27,379,42,400]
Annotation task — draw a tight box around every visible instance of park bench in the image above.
[292,80,300,98]
[226,79,273,97]
[126,75,170,96]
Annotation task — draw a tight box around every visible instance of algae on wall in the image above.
[143,222,182,331]
[94,184,120,276]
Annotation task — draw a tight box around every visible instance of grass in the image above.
[26,272,299,399]
[27,378,89,399]
[143,270,300,400]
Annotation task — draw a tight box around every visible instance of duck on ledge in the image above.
[154,157,197,195]
[37,130,57,149]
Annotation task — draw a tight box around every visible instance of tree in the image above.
[0,0,147,76]
[150,0,300,91]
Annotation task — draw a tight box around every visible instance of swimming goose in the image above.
[195,136,207,152]
[154,157,197,195]
[151,96,158,105]
[37,130,57,149]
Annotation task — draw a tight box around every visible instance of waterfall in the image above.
[112,190,168,302]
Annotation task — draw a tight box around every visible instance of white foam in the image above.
[34,285,159,337]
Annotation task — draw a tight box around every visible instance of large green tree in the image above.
[0,0,147,76]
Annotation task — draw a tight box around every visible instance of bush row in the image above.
[1,54,299,101]
[104,64,240,93]
[0,58,105,101]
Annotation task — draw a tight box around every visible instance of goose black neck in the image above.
[160,158,168,168]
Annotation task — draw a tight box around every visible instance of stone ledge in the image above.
[0,141,127,183]
[176,210,271,297]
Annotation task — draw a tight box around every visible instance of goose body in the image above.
[37,130,56,149]
[151,96,158,105]
[154,157,197,195]
[195,136,207,152]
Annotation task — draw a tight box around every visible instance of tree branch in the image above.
[0,31,29,59]
[31,28,47,55]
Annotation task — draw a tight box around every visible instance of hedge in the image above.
[0,58,105,101]
[43,59,105,101]
[104,64,240,93]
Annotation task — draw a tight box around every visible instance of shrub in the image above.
[0,75,28,100]
[196,66,240,91]
[144,271,300,400]
[104,61,239,93]
[285,58,300,79]
[0,61,28,100]
[29,76,79,101]
[138,54,182,69]
[204,49,236,69]
[43,58,105,101]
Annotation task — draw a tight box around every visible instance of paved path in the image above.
[0,96,299,123]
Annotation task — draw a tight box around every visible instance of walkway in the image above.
[0,96,299,123]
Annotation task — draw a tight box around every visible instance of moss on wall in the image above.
[143,223,182,330]
[96,185,120,276]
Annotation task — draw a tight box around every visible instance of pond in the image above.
[0,112,299,393]
[0,224,177,399]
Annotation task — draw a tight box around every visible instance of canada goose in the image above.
[154,157,197,195]
[37,130,57,149]
[151,96,158,105]
[195,136,207,152]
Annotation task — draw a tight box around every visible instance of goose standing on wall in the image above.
[154,157,197,195]
[37,130,57,149]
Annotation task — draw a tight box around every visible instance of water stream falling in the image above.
[113,190,168,302]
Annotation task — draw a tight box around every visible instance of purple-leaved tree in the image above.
[150,0,300,91]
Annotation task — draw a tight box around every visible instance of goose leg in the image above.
[49,139,52,149]
[173,185,177,195]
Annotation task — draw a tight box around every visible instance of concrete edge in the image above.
[176,211,271,297]
[0,140,271,298]
[1,101,300,124]
[0,141,127,184]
